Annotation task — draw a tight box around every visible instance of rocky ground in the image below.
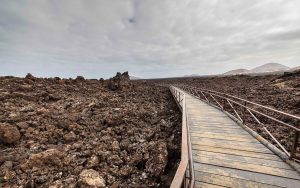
[0,72,181,187]
[155,70,300,159]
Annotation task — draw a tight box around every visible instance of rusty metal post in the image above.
[290,131,299,160]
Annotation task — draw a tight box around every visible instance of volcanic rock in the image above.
[107,71,132,91]
[86,155,99,168]
[0,123,21,144]
[25,73,35,80]
[24,148,62,169]
[76,76,85,81]
[49,180,63,188]
[0,74,181,187]
[0,161,13,170]
[16,122,29,129]
[146,141,168,176]
[111,140,120,151]
[64,131,76,142]
[79,169,106,188]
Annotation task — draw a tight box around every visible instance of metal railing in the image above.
[177,84,300,161]
[169,86,195,188]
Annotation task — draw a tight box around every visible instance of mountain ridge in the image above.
[222,63,294,75]
[250,63,290,73]
[223,68,250,75]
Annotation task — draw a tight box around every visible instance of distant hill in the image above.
[223,63,291,76]
[184,63,297,77]
[250,63,290,73]
[129,76,141,80]
[223,69,249,75]
[184,74,201,77]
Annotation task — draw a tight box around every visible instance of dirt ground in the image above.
[0,72,181,187]
[154,70,300,158]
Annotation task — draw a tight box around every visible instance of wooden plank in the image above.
[194,163,300,188]
[190,129,250,136]
[188,117,234,121]
[194,156,300,179]
[191,137,269,150]
[191,132,253,139]
[191,136,269,151]
[191,133,258,143]
[190,130,252,137]
[194,171,282,188]
[192,151,292,170]
[190,126,246,131]
[187,115,229,118]
[188,119,242,125]
[191,135,261,145]
[191,130,251,137]
[194,181,227,188]
[190,126,247,132]
[187,111,223,114]
[190,125,240,129]
[192,143,272,154]
[191,125,239,129]
[189,115,228,118]
[190,124,241,129]
[192,145,282,161]
[188,113,227,117]
[188,125,245,132]
[188,120,236,123]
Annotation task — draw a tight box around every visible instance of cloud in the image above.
[266,29,300,41]
[0,0,300,78]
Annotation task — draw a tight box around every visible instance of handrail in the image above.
[169,86,195,188]
[177,84,300,161]
[201,88,300,120]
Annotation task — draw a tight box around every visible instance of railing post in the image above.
[290,131,299,160]
[179,93,181,105]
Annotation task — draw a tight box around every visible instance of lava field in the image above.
[1,70,299,187]
[0,72,181,187]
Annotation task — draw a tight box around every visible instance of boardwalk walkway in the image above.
[172,87,300,188]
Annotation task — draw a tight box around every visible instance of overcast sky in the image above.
[0,0,300,78]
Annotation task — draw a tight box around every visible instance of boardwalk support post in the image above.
[290,131,299,160]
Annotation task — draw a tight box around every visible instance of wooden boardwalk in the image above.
[175,88,300,188]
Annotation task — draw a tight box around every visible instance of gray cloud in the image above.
[0,0,300,78]
[266,29,300,41]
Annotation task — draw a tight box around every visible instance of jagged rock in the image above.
[107,71,132,91]
[119,165,132,177]
[25,73,35,80]
[24,149,62,169]
[0,123,21,144]
[146,141,168,176]
[36,107,49,114]
[120,139,130,150]
[64,131,76,142]
[16,122,29,129]
[111,140,120,151]
[108,155,123,165]
[49,180,63,188]
[2,169,16,181]
[20,105,34,112]
[86,155,99,168]
[0,161,13,170]
[79,169,106,188]
[75,76,85,81]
